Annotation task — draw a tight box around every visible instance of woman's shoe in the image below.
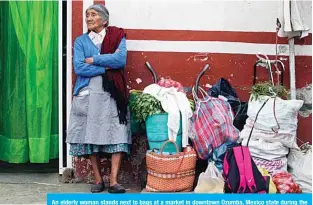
[108,184,126,193]
[90,182,105,193]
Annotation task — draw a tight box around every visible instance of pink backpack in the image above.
[222,99,270,193]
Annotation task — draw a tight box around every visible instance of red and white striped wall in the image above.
[68,0,312,146]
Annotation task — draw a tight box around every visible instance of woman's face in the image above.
[86,9,107,33]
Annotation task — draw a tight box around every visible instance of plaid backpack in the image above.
[222,99,271,193]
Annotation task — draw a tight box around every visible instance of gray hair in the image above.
[86,4,109,26]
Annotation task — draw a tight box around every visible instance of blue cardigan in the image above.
[73,33,127,96]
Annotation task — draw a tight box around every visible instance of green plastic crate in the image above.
[145,113,182,153]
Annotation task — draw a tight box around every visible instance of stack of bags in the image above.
[240,95,303,174]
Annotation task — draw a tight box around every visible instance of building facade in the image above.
[66,0,312,184]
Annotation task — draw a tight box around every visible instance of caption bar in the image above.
[47,193,312,205]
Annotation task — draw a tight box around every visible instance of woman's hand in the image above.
[104,49,119,70]
[85,57,94,64]
[87,48,120,68]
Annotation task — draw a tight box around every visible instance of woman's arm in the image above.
[73,38,105,77]
[92,37,127,69]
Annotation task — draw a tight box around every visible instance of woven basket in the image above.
[146,140,197,192]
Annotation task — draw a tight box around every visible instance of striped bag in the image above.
[191,86,239,160]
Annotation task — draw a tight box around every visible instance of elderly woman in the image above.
[66,4,131,193]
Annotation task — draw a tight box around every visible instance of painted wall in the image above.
[71,0,312,184]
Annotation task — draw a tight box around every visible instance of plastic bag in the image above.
[257,167,277,193]
[232,102,248,131]
[288,144,312,193]
[158,77,184,92]
[272,171,302,193]
[194,162,224,193]
[208,78,240,109]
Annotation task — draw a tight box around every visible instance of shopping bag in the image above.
[194,162,224,193]
[191,86,239,160]
[145,140,197,192]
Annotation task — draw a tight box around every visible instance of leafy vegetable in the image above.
[131,93,196,123]
[250,81,288,101]
[131,93,164,123]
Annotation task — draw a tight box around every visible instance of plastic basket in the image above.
[146,113,182,153]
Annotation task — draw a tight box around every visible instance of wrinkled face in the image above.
[85,9,107,32]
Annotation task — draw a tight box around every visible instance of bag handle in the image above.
[192,86,210,117]
[246,98,270,147]
[160,140,180,155]
[159,140,189,193]
[192,86,209,103]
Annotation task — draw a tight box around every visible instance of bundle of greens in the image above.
[131,93,164,123]
[131,93,196,123]
[250,81,288,101]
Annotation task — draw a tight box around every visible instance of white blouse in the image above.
[88,28,106,51]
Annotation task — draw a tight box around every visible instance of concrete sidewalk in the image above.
[0,173,141,204]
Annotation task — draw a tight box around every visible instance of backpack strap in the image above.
[233,147,246,193]
[242,147,258,193]
[223,152,230,177]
